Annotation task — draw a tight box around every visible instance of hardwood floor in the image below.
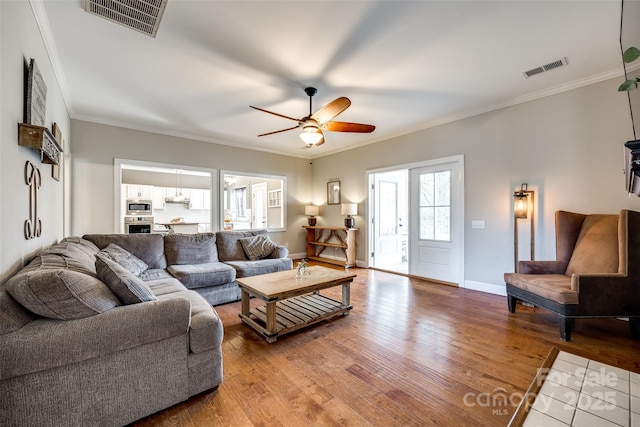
[133,264,640,426]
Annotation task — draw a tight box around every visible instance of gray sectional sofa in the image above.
[0,230,291,426]
[84,229,292,306]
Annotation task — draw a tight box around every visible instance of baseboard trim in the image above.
[464,280,506,296]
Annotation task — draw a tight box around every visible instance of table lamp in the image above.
[305,205,319,226]
[341,203,357,228]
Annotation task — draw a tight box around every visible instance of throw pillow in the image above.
[239,235,279,261]
[96,243,148,276]
[95,257,157,305]
[6,269,120,320]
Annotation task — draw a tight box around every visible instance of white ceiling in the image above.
[37,0,636,158]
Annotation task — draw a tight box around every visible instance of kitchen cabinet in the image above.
[126,184,153,199]
[189,189,211,210]
[153,187,167,209]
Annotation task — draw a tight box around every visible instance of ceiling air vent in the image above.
[84,0,168,38]
[523,57,568,78]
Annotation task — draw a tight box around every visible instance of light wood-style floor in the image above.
[133,264,640,426]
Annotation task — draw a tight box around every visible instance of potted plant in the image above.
[618,46,640,91]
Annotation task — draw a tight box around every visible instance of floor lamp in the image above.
[514,183,534,272]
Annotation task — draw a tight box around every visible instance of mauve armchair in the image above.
[504,210,640,341]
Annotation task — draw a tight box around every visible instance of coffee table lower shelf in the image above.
[240,293,351,343]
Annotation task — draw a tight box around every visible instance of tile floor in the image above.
[523,351,640,427]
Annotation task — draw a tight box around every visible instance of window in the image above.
[222,171,286,231]
[418,170,450,241]
[268,189,282,207]
[233,186,247,219]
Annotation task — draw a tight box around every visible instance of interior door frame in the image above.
[367,155,464,285]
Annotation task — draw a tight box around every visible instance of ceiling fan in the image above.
[250,87,375,147]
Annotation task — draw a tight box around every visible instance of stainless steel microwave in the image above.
[126,199,153,215]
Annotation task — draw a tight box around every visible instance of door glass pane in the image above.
[435,170,450,205]
[419,206,434,240]
[420,173,434,206]
[419,170,451,241]
[435,206,450,241]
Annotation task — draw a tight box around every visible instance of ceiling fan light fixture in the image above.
[300,126,323,146]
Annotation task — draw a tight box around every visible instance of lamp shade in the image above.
[305,205,319,216]
[341,203,357,216]
[514,195,528,219]
[300,128,323,145]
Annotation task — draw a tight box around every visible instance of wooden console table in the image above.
[303,226,357,268]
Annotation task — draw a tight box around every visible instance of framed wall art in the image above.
[26,58,47,126]
[327,180,341,205]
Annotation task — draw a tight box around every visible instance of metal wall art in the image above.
[24,161,42,239]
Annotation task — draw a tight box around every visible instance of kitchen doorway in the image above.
[114,159,216,234]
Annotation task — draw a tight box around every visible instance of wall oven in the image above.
[126,199,153,215]
[124,216,154,234]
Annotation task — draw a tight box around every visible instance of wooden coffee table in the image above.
[236,265,356,343]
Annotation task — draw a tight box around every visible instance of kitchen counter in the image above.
[157,222,199,234]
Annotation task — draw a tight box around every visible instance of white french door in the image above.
[371,170,408,272]
[409,158,463,284]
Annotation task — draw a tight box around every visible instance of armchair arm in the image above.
[0,297,191,380]
[518,260,568,274]
[270,245,289,259]
[571,274,640,316]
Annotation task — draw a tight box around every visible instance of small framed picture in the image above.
[327,180,341,205]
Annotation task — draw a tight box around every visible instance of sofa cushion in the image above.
[146,278,188,296]
[216,230,268,261]
[139,268,174,282]
[27,238,101,277]
[167,262,236,289]
[96,243,149,276]
[504,273,578,305]
[224,258,293,278]
[565,215,619,277]
[5,269,120,320]
[83,234,167,269]
[95,257,157,304]
[0,290,36,334]
[239,234,279,260]
[164,233,219,265]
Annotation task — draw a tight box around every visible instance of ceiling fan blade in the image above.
[250,106,300,122]
[257,125,299,137]
[322,121,375,133]
[311,97,351,124]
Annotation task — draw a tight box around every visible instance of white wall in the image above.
[311,76,640,292]
[1,1,69,283]
[70,120,312,252]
